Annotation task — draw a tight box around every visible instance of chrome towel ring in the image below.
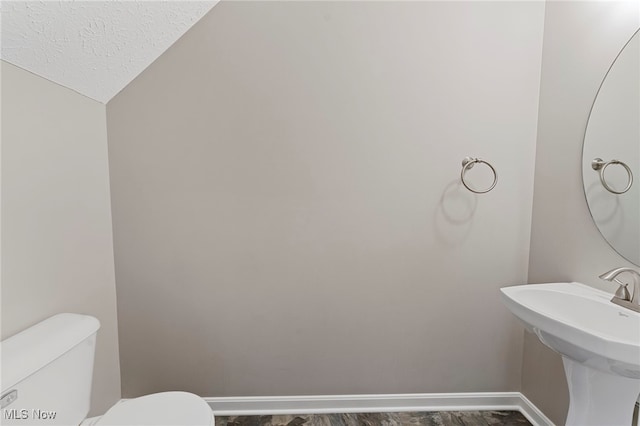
[591,158,634,194]
[461,157,497,194]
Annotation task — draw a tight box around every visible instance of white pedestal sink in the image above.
[501,282,640,426]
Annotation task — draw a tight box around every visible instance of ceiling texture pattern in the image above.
[1,1,218,103]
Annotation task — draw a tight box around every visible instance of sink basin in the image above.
[501,282,640,377]
[501,282,640,426]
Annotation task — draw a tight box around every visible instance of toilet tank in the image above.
[1,314,100,425]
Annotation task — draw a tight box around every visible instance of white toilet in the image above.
[0,313,214,425]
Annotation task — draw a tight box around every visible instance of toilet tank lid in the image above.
[1,313,100,392]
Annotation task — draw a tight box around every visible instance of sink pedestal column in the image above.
[563,357,640,426]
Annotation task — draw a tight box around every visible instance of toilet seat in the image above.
[89,391,214,426]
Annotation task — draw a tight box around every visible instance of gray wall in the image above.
[107,1,544,398]
[1,61,121,415]
[526,2,640,424]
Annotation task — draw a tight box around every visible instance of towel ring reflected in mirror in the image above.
[591,158,634,195]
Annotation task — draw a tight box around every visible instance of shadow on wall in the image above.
[433,180,477,248]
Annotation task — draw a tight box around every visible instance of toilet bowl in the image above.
[81,392,214,426]
[80,392,215,426]
[0,314,214,426]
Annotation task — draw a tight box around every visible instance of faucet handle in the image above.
[613,278,631,301]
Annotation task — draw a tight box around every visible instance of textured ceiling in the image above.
[1,1,218,103]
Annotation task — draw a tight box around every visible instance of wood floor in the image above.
[215,411,532,426]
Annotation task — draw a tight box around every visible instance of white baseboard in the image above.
[205,392,554,426]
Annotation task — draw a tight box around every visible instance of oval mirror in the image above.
[582,29,640,266]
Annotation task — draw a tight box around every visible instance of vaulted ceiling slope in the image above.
[1,1,218,103]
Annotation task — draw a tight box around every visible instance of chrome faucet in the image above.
[599,267,640,313]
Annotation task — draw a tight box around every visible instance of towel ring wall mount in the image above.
[591,158,634,194]
[461,156,498,194]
